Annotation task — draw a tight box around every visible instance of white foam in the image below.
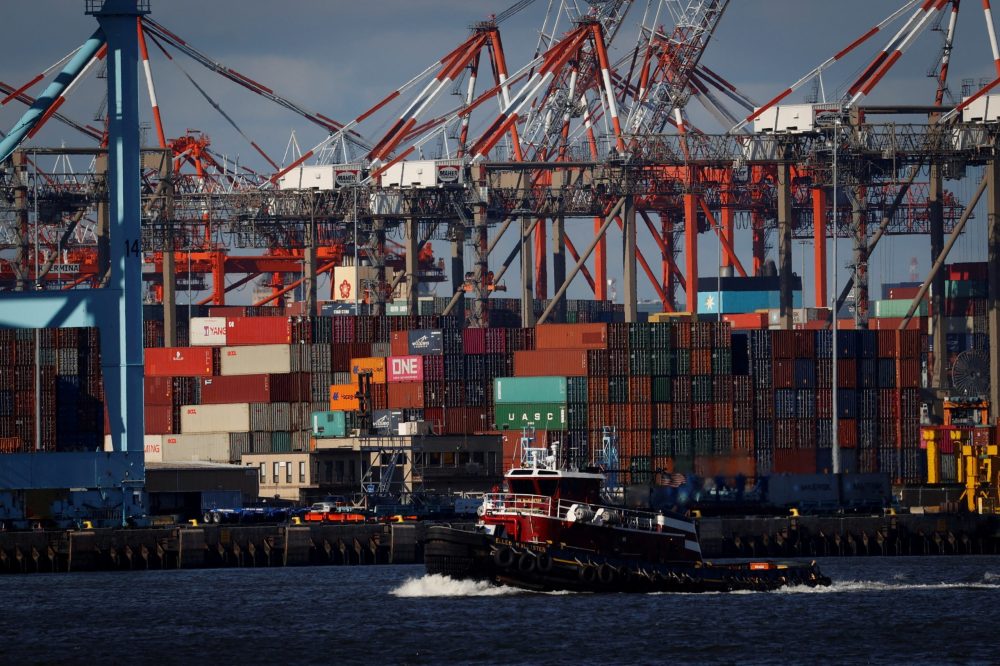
[390,574,520,597]
[771,578,1000,594]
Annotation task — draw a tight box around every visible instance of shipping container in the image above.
[407,329,443,355]
[226,316,293,345]
[386,355,425,383]
[350,356,387,384]
[493,376,568,404]
[189,317,228,346]
[534,323,608,350]
[180,403,251,434]
[329,384,360,411]
[220,344,304,376]
[495,403,567,430]
[513,350,589,377]
[161,433,232,463]
[145,347,214,377]
[312,411,347,438]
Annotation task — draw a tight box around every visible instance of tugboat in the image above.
[425,441,831,592]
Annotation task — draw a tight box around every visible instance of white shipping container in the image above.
[102,434,163,460]
[379,160,437,188]
[190,316,228,346]
[398,421,432,436]
[180,403,251,434]
[220,344,296,376]
[332,266,379,303]
[160,433,232,463]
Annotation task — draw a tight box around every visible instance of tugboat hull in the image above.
[425,525,832,593]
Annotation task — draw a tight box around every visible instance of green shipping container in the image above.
[873,299,927,318]
[494,403,567,430]
[312,410,347,438]
[493,376,568,404]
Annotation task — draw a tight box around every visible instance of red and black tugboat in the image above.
[425,442,830,592]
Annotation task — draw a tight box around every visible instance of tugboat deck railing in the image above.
[481,493,690,535]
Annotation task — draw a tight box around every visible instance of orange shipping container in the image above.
[350,357,387,384]
[534,323,608,350]
[513,349,589,376]
[723,312,767,330]
[329,383,360,411]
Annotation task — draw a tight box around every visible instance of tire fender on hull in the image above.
[492,546,516,569]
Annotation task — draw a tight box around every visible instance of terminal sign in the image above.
[50,264,80,273]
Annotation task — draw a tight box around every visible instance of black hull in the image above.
[424,525,831,593]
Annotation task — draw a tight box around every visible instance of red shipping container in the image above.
[946,262,988,281]
[534,323,608,351]
[387,382,425,409]
[691,349,712,375]
[691,407,714,430]
[144,377,174,406]
[773,447,816,474]
[390,331,410,357]
[208,306,248,318]
[772,358,795,389]
[837,359,857,388]
[838,419,858,448]
[145,404,174,435]
[513,350,588,377]
[654,404,672,429]
[869,317,926,332]
[876,330,897,357]
[896,359,920,388]
[588,377,609,403]
[198,375,283,404]
[629,377,651,403]
[145,347,214,377]
[224,316,292,345]
[387,355,425,383]
[772,330,795,359]
[794,331,815,358]
[694,454,755,478]
[443,407,487,435]
[462,328,486,354]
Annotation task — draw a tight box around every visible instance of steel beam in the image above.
[812,187,827,309]
[538,197,626,325]
[684,192,698,313]
[929,163,947,387]
[988,160,1000,420]
[777,161,793,330]
[520,214,535,327]
[552,215,567,322]
[405,217,419,314]
[160,153,176,345]
[623,194,637,323]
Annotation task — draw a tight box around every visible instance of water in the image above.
[2,556,999,665]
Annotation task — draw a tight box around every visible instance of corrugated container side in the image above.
[534,323,608,350]
[145,347,214,377]
[180,403,251,434]
[161,433,232,463]
[220,344,295,376]
[190,317,228,346]
[350,357,387,383]
[226,316,292,345]
[513,350,588,377]
[493,376,568,404]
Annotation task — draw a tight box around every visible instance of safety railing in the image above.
[481,493,552,517]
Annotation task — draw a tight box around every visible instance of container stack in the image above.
[0,328,104,453]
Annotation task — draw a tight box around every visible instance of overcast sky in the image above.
[2,1,997,306]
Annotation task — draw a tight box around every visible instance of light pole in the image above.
[831,118,840,475]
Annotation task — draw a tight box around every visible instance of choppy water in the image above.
[2,556,999,665]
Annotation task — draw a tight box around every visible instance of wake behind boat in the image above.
[425,442,830,593]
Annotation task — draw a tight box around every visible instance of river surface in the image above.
[1,556,998,665]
